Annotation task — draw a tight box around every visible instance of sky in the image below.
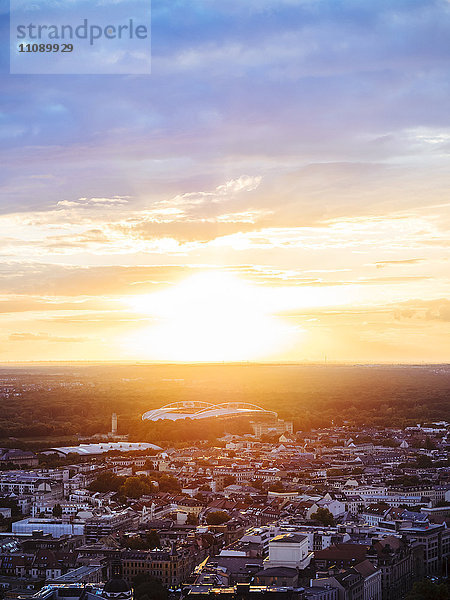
[0,0,450,363]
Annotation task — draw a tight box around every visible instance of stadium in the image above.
[45,442,162,457]
[142,401,277,422]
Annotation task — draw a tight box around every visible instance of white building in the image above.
[265,532,311,570]
[12,517,85,537]
[354,560,382,600]
[32,499,92,518]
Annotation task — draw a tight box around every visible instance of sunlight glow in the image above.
[122,272,299,361]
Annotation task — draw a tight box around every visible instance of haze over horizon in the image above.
[1,0,450,363]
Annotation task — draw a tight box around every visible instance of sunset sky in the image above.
[1,0,450,362]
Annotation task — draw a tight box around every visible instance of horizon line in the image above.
[0,360,449,367]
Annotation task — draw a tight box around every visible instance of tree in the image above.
[145,529,161,549]
[223,475,236,487]
[0,498,21,517]
[206,511,230,525]
[124,535,147,550]
[187,513,198,526]
[425,436,437,450]
[52,503,63,518]
[268,481,285,492]
[155,474,181,492]
[123,530,160,550]
[379,438,400,448]
[416,454,433,468]
[88,471,124,493]
[406,579,450,600]
[133,575,168,600]
[121,476,153,499]
[391,475,420,487]
[311,507,335,526]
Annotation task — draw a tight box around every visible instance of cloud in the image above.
[150,176,262,215]
[2,0,450,218]
[393,299,450,322]
[1,1,450,362]
[374,258,425,268]
[56,196,130,208]
[0,264,189,296]
[209,213,449,252]
[0,297,116,313]
[361,276,431,284]
[42,313,153,325]
[8,332,87,343]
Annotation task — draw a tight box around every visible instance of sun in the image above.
[121,271,298,362]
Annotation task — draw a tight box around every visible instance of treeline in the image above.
[130,417,251,444]
[88,470,181,498]
[0,364,449,443]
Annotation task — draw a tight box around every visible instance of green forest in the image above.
[0,363,448,447]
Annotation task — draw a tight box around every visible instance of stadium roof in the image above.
[46,442,162,456]
[142,401,277,422]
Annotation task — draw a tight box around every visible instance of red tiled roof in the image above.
[315,543,369,561]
